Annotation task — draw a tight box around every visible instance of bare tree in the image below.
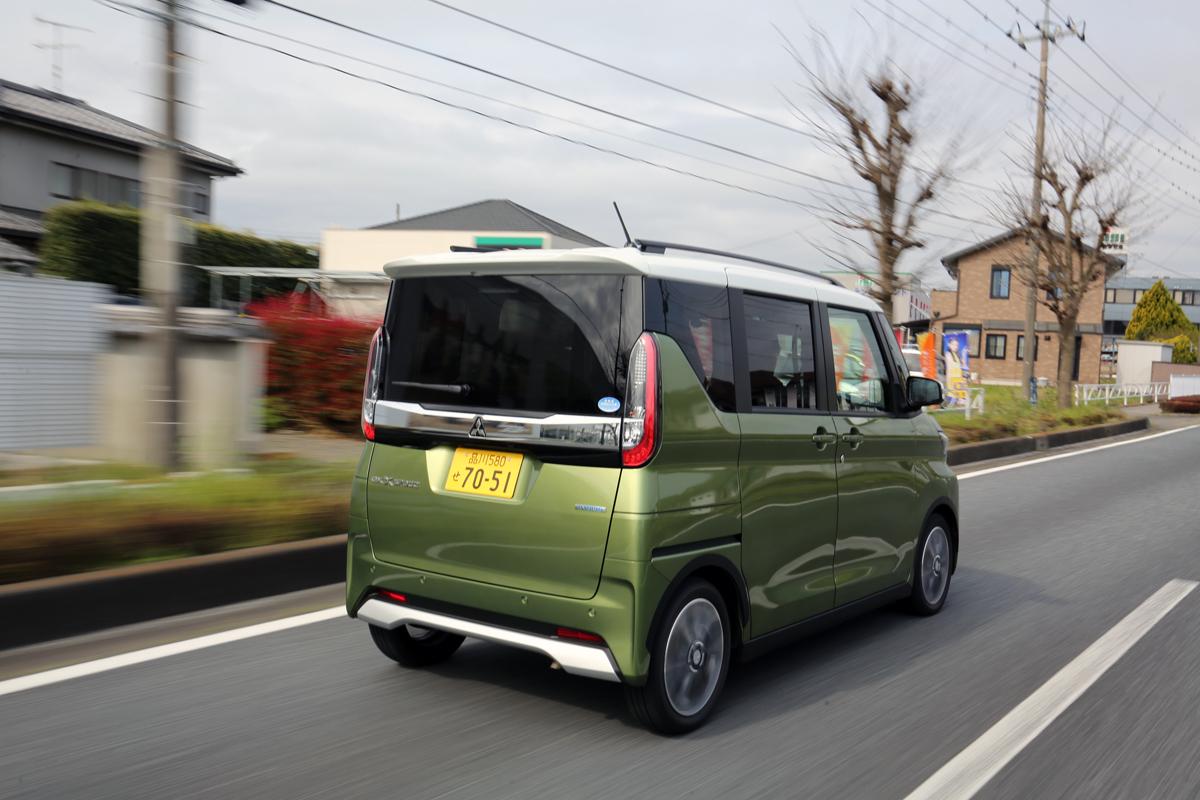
[783,32,959,324]
[1003,123,1134,407]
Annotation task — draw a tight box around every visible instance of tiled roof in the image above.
[0,79,239,176]
[0,237,37,265]
[367,199,605,246]
[0,207,44,237]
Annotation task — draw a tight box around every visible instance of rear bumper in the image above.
[356,597,621,682]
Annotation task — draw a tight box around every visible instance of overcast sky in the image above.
[5,0,1200,284]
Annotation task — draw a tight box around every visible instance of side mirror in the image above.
[906,376,943,410]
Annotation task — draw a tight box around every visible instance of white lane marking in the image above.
[905,578,1198,800]
[0,606,345,698]
[958,424,1200,481]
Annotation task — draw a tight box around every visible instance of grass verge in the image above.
[936,385,1125,444]
[0,458,353,585]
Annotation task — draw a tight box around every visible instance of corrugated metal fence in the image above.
[1168,374,1200,399]
[0,273,111,449]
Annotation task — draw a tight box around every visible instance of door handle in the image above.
[812,427,837,450]
[840,428,864,450]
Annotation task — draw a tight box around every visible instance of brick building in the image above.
[931,229,1117,385]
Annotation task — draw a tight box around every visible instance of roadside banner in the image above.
[943,331,970,406]
[918,332,936,380]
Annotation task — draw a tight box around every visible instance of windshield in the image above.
[383,274,626,416]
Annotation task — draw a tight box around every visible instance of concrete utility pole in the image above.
[140,0,183,471]
[1011,1,1084,402]
[34,17,92,94]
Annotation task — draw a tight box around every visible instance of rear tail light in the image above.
[555,626,605,644]
[621,332,659,467]
[377,589,407,603]
[362,327,384,441]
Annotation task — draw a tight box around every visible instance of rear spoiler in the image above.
[383,249,641,279]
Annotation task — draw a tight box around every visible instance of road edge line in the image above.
[0,606,346,698]
[904,578,1199,800]
[957,424,1200,481]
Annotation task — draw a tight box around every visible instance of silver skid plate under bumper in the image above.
[356,598,620,682]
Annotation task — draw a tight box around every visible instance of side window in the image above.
[645,280,736,412]
[827,307,892,413]
[742,293,818,410]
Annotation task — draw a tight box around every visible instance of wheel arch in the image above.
[924,498,959,573]
[646,553,749,651]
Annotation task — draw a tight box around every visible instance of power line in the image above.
[255,0,872,195]
[421,0,812,140]
[860,0,1035,99]
[167,0,1005,237]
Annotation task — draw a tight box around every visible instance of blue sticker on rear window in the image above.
[597,396,621,413]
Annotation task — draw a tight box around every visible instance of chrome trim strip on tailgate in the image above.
[356,598,621,682]
[372,400,621,450]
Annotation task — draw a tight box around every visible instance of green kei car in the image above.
[347,242,958,734]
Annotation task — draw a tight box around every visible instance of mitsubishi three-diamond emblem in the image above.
[468,416,486,437]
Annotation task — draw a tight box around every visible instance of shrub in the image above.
[1161,333,1198,364]
[252,296,378,432]
[1125,280,1193,341]
[38,201,317,298]
[1161,395,1200,414]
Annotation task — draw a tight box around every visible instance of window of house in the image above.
[1181,290,1196,306]
[1113,289,1136,304]
[827,307,892,413]
[990,266,1011,299]
[1045,286,1064,301]
[49,163,74,198]
[985,333,1007,359]
[943,325,981,358]
[1016,335,1042,362]
[194,191,210,215]
[1134,289,1145,303]
[742,294,818,411]
[1105,288,1117,303]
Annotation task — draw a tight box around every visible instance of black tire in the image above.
[908,514,953,616]
[625,579,731,735]
[369,624,464,667]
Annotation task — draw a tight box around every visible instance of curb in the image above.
[0,534,345,651]
[0,416,1153,650]
[947,417,1150,466]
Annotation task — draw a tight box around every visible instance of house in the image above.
[319,198,606,272]
[931,229,1117,385]
[0,79,241,262]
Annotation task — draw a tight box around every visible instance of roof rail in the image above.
[634,239,840,286]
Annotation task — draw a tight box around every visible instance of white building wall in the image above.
[319,228,588,271]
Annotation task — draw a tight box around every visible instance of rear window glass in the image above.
[383,275,624,416]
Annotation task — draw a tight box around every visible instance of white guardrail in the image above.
[1168,375,1200,399]
[1074,382,1169,406]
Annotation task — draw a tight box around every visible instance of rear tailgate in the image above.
[365,272,637,600]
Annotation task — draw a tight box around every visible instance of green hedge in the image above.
[39,201,317,298]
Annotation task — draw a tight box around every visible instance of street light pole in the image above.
[140,0,182,471]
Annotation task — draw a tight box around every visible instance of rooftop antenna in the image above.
[34,16,92,94]
[612,201,634,247]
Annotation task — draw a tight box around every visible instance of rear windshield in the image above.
[383,275,626,416]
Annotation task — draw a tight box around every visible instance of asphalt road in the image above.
[2,426,1199,799]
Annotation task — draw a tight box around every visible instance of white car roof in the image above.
[382,246,881,313]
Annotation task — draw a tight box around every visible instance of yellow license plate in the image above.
[445,448,524,498]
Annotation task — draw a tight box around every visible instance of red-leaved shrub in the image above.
[1161,395,1200,414]
[250,296,379,432]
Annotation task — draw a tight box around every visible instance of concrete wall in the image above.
[0,123,213,221]
[1151,361,1200,383]
[1116,340,1173,385]
[319,228,587,271]
[933,236,1107,385]
[100,307,266,469]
